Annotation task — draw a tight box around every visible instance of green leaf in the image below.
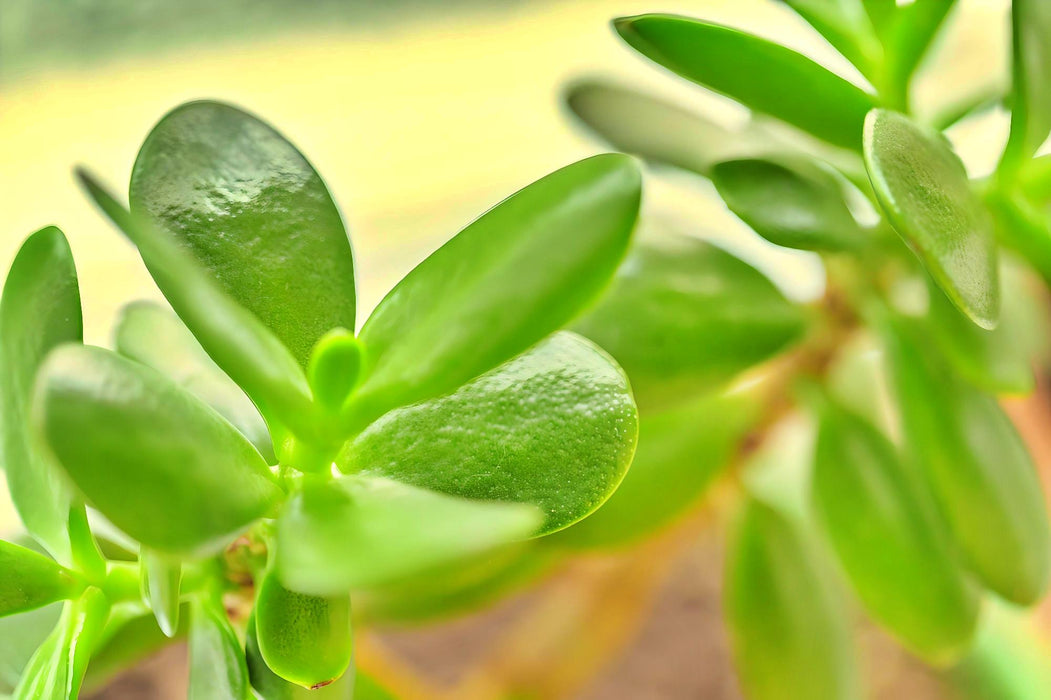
[129,100,356,368]
[885,317,1051,605]
[345,154,640,432]
[0,540,82,619]
[0,601,59,693]
[812,397,980,662]
[781,0,882,79]
[84,603,188,692]
[34,344,282,556]
[276,476,542,595]
[881,1,957,106]
[572,227,806,413]
[712,157,865,251]
[864,109,1000,329]
[307,328,363,413]
[114,301,275,462]
[614,14,877,151]
[139,549,181,638]
[726,499,860,700]
[0,227,81,564]
[189,595,251,700]
[255,569,352,689]
[341,332,637,534]
[1003,0,1051,173]
[246,615,354,700]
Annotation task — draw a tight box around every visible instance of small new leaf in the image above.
[0,541,81,619]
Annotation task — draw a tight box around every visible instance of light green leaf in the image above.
[341,332,637,534]
[0,227,81,564]
[189,596,251,700]
[345,154,640,432]
[1003,0,1051,172]
[572,227,806,413]
[246,615,354,700]
[276,476,542,595]
[781,0,882,80]
[307,328,363,413]
[881,1,957,106]
[129,100,356,368]
[34,344,282,556]
[864,109,1000,329]
[84,603,188,692]
[614,14,877,151]
[139,549,181,638]
[0,602,59,693]
[0,540,82,619]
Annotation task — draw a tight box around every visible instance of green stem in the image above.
[68,505,106,582]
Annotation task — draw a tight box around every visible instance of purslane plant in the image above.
[0,101,643,696]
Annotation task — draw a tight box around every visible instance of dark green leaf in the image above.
[781,0,882,79]
[139,549,181,638]
[34,344,282,556]
[0,540,81,618]
[129,100,356,368]
[614,14,876,151]
[1003,0,1051,172]
[864,109,999,328]
[246,616,354,700]
[189,595,251,700]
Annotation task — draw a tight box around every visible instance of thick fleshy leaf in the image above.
[276,476,542,595]
[246,616,354,700]
[114,301,274,462]
[129,100,356,368]
[614,14,876,151]
[880,1,956,105]
[726,499,860,700]
[84,603,189,691]
[189,596,251,700]
[0,540,81,618]
[307,329,363,413]
[34,345,282,556]
[1003,0,1051,172]
[813,397,980,662]
[864,109,999,329]
[885,317,1051,604]
[0,227,81,563]
[341,332,637,534]
[255,570,352,689]
[139,549,181,638]
[572,228,806,413]
[346,155,640,432]
[712,157,864,251]
[781,0,881,79]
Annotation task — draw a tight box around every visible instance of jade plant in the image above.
[0,101,644,697]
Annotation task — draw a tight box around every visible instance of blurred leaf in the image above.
[129,101,356,368]
[276,476,541,595]
[341,332,637,534]
[139,550,181,638]
[712,157,865,251]
[0,227,81,564]
[573,227,806,413]
[307,328,363,413]
[614,14,876,151]
[115,301,274,462]
[726,499,860,700]
[780,0,882,79]
[864,109,999,329]
[812,396,979,662]
[882,0,957,104]
[84,602,188,692]
[986,188,1051,286]
[255,570,352,689]
[885,317,1051,605]
[0,540,82,618]
[346,155,640,432]
[930,86,1006,132]
[1002,0,1051,173]
[34,345,282,556]
[189,596,251,700]
[0,602,60,694]
[246,616,354,700]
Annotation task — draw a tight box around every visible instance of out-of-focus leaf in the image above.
[0,540,82,618]
[712,157,865,251]
[885,317,1051,605]
[986,188,1051,287]
[246,616,354,700]
[346,155,640,433]
[864,109,999,329]
[812,397,979,662]
[0,604,60,694]
[353,671,397,700]
[0,227,81,564]
[573,228,806,413]
[276,476,541,596]
[115,301,274,462]
[882,1,957,104]
[614,14,876,151]
[1002,0,1051,173]
[129,100,356,368]
[139,550,181,638]
[726,499,860,700]
[780,0,881,79]
[307,329,363,413]
[341,332,637,534]
[255,569,352,689]
[84,602,188,692]
[34,345,282,556]
[189,595,251,700]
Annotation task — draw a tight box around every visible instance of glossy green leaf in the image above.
[129,100,356,368]
[189,596,251,700]
[781,0,882,79]
[885,317,1051,604]
[34,344,282,556]
[246,616,354,700]
[0,540,81,619]
[712,157,865,251]
[255,569,352,689]
[0,227,81,563]
[277,476,541,595]
[726,499,860,700]
[864,109,999,328]
[341,332,637,534]
[614,14,876,151]
[572,228,806,413]
[307,328,363,413]
[114,301,274,462]
[1003,0,1051,172]
[345,154,640,432]
[139,549,181,638]
[812,397,980,662]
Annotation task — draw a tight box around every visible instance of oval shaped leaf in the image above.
[129,100,356,368]
[246,615,354,700]
[614,14,876,151]
[1003,0,1051,171]
[346,155,641,431]
[139,549,181,638]
[863,109,1000,328]
[0,227,81,563]
[189,596,251,700]
[0,540,81,618]
[34,345,282,556]
[341,332,637,534]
